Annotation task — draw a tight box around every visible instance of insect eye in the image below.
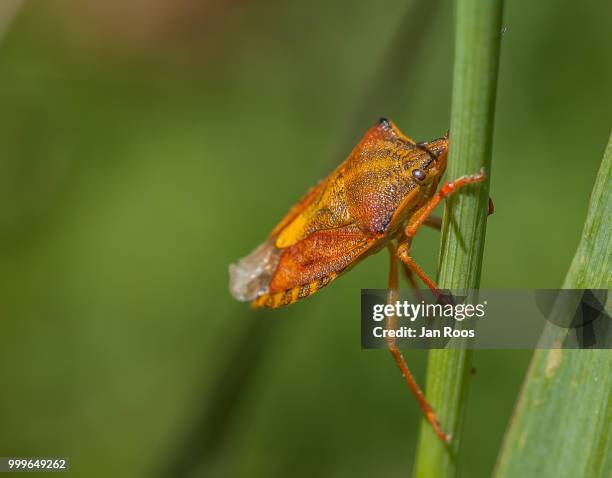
[412,168,426,181]
[378,117,391,129]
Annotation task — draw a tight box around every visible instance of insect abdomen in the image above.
[251,272,338,308]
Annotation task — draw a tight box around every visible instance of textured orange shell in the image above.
[229,118,449,308]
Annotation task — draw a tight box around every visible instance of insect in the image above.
[229,118,488,442]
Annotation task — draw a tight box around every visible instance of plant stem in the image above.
[413,0,504,476]
[494,132,612,478]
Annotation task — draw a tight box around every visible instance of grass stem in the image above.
[413,1,504,476]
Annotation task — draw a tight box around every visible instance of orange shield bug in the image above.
[229,118,488,442]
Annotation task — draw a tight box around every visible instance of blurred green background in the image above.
[0,0,610,476]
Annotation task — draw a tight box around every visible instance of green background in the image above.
[0,0,610,476]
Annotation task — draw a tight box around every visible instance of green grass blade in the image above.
[562,132,612,291]
[494,132,612,478]
[413,1,504,477]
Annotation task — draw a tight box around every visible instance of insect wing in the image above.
[252,223,377,308]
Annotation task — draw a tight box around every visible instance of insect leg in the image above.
[401,261,422,295]
[396,237,425,302]
[397,240,443,296]
[385,243,450,443]
[405,170,487,238]
[423,192,492,232]
[396,170,487,298]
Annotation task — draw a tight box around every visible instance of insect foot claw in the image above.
[469,169,486,183]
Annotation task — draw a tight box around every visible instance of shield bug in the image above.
[229,118,487,442]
